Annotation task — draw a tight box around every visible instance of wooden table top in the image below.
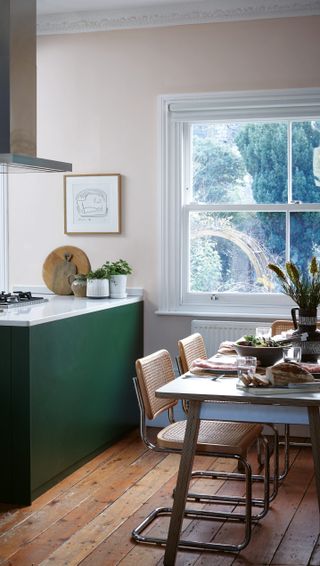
[156,375,320,407]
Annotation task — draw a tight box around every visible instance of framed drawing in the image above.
[64,173,121,234]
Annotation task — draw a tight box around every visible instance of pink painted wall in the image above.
[9,16,320,355]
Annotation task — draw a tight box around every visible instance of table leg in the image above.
[163,400,201,566]
[308,406,320,513]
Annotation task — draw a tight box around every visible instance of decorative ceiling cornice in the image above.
[37,1,320,35]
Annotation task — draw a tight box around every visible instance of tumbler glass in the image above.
[255,327,271,340]
[282,346,302,363]
[236,356,257,380]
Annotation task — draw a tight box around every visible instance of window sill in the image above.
[155,307,292,321]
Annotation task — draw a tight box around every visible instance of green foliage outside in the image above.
[192,137,246,203]
[190,237,222,292]
[292,122,320,202]
[236,123,287,203]
[190,121,320,293]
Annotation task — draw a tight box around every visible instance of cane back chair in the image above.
[132,349,272,553]
[177,333,279,497]
[271,319,320,337]
[177,332,207,375]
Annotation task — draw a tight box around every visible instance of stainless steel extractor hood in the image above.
[0,0,72,172]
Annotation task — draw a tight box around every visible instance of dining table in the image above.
[155,373,320,565]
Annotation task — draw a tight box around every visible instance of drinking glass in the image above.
[236,356,257,380]
[282,346,302,363]
[255,327,271,340]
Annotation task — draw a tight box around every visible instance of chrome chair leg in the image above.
[186,435,271,520]
[132,456,253,552]
[278,424,312,481]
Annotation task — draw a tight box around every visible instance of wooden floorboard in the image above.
[0,430,318,566]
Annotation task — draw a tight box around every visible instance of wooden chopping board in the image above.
[42,246,91,295]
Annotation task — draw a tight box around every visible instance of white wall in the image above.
[8,16,320,357]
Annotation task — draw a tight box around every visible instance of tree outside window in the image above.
[189,120,320,294]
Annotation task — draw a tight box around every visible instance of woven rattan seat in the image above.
[158,420,262,455]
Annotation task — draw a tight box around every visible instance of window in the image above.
[159,89,320,316]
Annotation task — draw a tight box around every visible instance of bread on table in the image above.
[266,362,314,386]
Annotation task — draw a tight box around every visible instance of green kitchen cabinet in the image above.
[0,301,143,505]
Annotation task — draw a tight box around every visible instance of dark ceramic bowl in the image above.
[234,343,283,367]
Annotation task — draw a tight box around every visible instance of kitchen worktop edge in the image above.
[0,294,143,327]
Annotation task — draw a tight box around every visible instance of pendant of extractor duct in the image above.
[0,0,72,172]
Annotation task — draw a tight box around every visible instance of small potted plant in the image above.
[86,267,110,298]
[103,259,132,299]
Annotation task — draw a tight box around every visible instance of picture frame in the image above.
[64,173,121,234]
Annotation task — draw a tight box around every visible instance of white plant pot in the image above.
[86,278,109,298]
[109,274,127,298]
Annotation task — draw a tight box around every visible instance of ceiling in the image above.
[36,0,320,34]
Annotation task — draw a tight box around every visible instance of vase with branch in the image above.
[268,257,320,361]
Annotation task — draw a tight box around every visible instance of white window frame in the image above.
[158,88,320,318]
[0,167,9,291]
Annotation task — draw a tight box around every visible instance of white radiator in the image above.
[191,320,270,356]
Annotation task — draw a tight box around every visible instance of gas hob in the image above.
[0,291,48,309]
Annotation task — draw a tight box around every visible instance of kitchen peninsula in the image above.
[0,295,143,505]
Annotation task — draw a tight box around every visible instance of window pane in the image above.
[191,122,287,204]
[189,211,285,293]
[292,121,320,203]
[290,212,320,272]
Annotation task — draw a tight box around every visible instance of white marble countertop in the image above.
[0,294,143,327]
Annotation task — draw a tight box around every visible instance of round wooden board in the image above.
[42,246,91,295]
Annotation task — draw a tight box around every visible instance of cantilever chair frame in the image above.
[133,376,270,514]
[177,334,279,499]
[132,365,271,553]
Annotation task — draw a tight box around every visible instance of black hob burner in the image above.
[0,291,48,308]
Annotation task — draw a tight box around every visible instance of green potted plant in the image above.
[268,257,320,360]
[103,259,132,299]
[86,267,110,298]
